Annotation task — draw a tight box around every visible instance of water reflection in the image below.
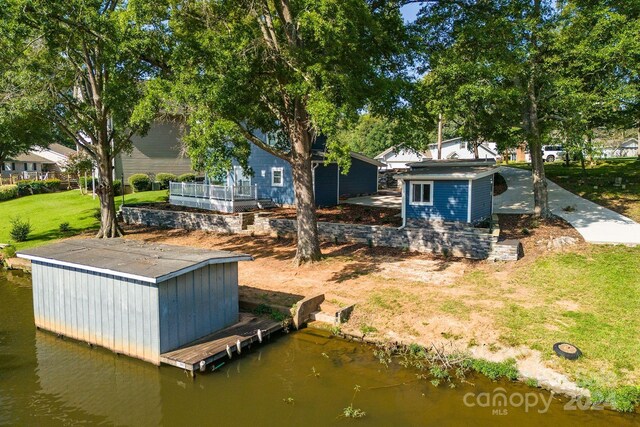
[1,270,639,426]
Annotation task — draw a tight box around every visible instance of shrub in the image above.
[78,176,96,190]
[59,222,71,233]
[155,173,178,189]
[43,178,61,192]
[16,181,35,196]
[29,181,46,194]
[128,174,151,192]
[177,173,196,183]
[2,245,17,259]
[9,217,32,242]
[113,179,122,196]
[0,185,18,201]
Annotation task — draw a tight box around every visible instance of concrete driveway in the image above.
[494,167,640,245]
[342,191,402,209]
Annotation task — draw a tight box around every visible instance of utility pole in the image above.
[437,113,443,160]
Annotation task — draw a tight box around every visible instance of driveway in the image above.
[494,167,640,245]
[342,191,402,209]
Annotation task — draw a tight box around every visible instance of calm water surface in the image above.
[1,270,638,426]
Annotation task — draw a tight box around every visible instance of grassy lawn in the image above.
[497,246,640,387]
[0,190,167,250]
[509,158,640,222]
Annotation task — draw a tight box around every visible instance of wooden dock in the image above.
[160,313,284,375]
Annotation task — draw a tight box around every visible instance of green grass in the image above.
[497,245,640,390]
[508,158,640,221]
[0,190,167,250]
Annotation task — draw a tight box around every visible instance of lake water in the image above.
[1,269,637,426]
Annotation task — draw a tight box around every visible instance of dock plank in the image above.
[160,313,283,371]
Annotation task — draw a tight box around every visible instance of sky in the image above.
[400,2,424,23]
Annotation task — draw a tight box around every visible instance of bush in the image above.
[9,217,32,242]
[2,245,16,259]
[0,185,18,201]
[129,173,151,192]
[155,173,178,189]
[16,181,35,196]
[113,179,122,196]
[78,176,95,190]
[59,222,71,233]
[43,178,61,192]
[177,173,196,183]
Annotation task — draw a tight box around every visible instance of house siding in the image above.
[405,180,469,223]
[237,144,295,205]
[116,122,193,182]
[314,163,339,206]
[470,175,493,222]
[339,158,378,197]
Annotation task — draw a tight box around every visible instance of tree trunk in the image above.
[289,126,322,264]
[473,140,479,159]
[95,144,122,238]
[527,78,549,218]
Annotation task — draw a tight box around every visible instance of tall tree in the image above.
[6,0,162,237]
[166,0,409,263]
[416,0,560,217]
[0,4,60,169]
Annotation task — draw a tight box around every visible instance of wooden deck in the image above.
[160,313,283,374]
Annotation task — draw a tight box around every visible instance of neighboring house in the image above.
[115,121,195,183]
[427,137,498,160]
[1,144,77,179]
[31,143,77,172]
[1,152,57,179]
[375,146,431,171]
[600,138,638,158]
[170,136,382,213]
[395,159,496,225]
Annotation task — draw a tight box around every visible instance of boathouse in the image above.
[18,239,251,365]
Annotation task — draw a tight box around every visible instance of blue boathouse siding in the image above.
[470,175,493,222]
[314,163,339,206]
[339,158,378,197]
[405,180,469,223]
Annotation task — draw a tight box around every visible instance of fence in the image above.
[169,182,258,201]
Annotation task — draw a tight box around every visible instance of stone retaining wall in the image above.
[252,214,496,259]
[122,206,504,260]
[122,206,242,234]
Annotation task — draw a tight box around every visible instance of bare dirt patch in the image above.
[498,214,585,259]
[267,204,402,227]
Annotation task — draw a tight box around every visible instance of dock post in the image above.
[257,329,263,343]
[226,344,232,359]
[199,360,206,372]
[236,339,242,354]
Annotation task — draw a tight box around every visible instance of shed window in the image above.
[271,167,284,187]
[410,181,433,206]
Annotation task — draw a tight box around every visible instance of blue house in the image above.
[395,160,496,226]
[169,138,381,212]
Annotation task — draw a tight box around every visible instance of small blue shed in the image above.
[395,160,496,225]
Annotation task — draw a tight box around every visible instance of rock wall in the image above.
[122,207,242,234]
[122,207,502,260]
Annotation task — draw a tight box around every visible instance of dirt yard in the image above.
[122,213,584,351]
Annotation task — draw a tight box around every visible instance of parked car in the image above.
[542,145,565,162]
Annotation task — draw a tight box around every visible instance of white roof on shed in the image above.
[18,239,252,284]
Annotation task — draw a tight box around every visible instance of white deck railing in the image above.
[169,182,258,201]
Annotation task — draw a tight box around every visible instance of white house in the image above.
[31,143,77,171]
[375,147,431,170]
[427,137,499,160]
[600,138,638,158]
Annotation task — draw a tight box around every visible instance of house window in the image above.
[271,167,284,187]
[410,181,434,206]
